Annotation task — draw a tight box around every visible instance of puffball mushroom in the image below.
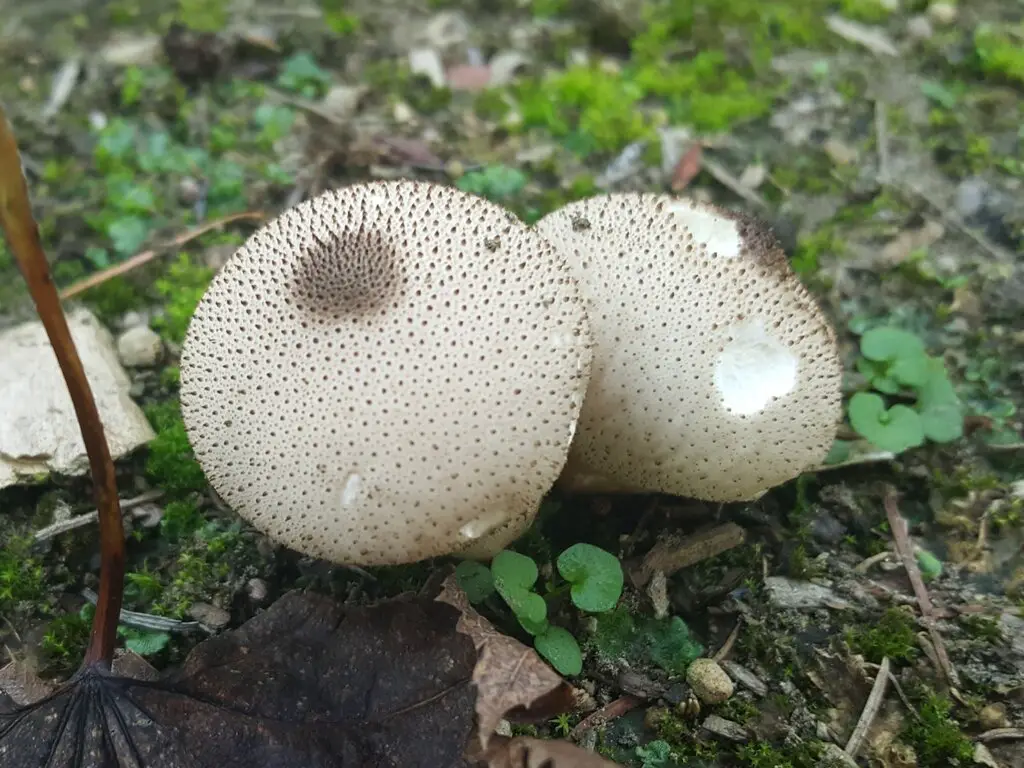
[535,193,842,502]
[179,180,592,566]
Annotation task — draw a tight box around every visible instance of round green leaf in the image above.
[890,355,930,388]
[860,327,926,362]
[916,549,943,582]
[491,550,537,590]
[557,543,624,613]
[499,586,547,626]
[919,402,963,443]
[455,561,495,603]
[534,626,582,676]
[848,392,925,453]
[491,550,546,624]
[516,613,549,637]
[823,439,851,465]
[917,359,959,408]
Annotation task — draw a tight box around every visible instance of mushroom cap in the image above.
[179,180,592,566]
[535,193,842,502]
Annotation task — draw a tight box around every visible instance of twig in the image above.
[80,588,202,634]
[712,616,742,662]
[59,211,265,300]
[631,523,746,587]
[884,487,960,688]
[845,657,890,757]
[569,695,643,741]
[874,100,890,183]
[700,155,770,209]
[978,728,1024,743]
[34,490,165,541]
[884,180,1012,264]
[853,550,893,574]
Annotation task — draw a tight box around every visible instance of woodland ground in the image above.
[0,1,1022,766]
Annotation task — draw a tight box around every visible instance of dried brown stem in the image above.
[0,105,123,668]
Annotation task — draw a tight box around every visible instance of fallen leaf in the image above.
[670,142,703,191]
[480,736,622,767]
[826,15,899,56]
[437,576,576,750]
[446,64,492,92]
[0,591,477,767]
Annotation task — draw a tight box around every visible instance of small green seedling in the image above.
[557,543,624,613]
[456,543,624,677]
[848,326,964,453]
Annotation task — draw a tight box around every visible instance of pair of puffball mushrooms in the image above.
[179,180,842,567]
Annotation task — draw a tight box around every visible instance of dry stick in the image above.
[874,100,890,183]
[59,211,265,300]
[569,695,643,742]
[845,656,890,758]
[34,489,165,541]
[712,616,742,663]
[0,106,122,667]
[883,487,961,688]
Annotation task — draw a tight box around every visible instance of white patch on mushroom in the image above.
[714,323,799,416]
[458,509,509,541]
[339,470,365,507]
[666,200,741,258]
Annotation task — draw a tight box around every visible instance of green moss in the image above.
[143,401,208,496]
[846,606,919,664]
[737,741,822,768]
[161,499,205,541]
[80,277,147,324]
[838,0,894,24]
[903,693,974,766]
[974,24,1024,86]
[39,610,91,676]
[152,522,245,618]
[515,64,652,154]
[174,0,229,31]
[590,607,704,675]
[153,253,214,344]
[0,536,46,617]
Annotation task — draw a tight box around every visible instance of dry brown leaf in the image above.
[0,661,56,708]
[438,576,577,749]
[670,142,703,191]
[480,736,622,767]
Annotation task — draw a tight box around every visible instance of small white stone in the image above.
[117,325,163,367]
[928,2,957,25]
[687,658,734,705]
[906,15,934,40]
[0,308,155,488]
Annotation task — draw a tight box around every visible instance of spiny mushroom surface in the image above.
[535,193,842,502]
[180,180,592,566]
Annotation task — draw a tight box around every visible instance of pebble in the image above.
[765,576,851,610]
[408,48,446,88]
[700,714,747,741]
[686,658,734,705]
[117,325,163,368]
[927,2,957,25]
[979,703,1008,730]
[954,177,988,218]
[906,15,934,40]
[246,578,269,603]
[188,602,231,630]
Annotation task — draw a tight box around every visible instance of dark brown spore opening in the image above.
[287,225,404,320]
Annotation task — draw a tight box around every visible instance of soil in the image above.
[0,1,1022,766]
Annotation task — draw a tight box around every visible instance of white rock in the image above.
[408,48,446,88]
[687,658,734,705]
[117,325,162,367]
[928,2,957,25]
[0,308,156,488]
[99,35,163,66]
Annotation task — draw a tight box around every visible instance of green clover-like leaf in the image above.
[856,357,901,394]
[919,402,964,443]
[890,355,930,388]
[455,560,495,604]
[916,549,943,582]
[917,358,959,407]
[848,392,925,453]
[491,550,547,625]
[517,613,549,637]
[557,543,624,613]
[860,327,926,363]
[534,626,582,676]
